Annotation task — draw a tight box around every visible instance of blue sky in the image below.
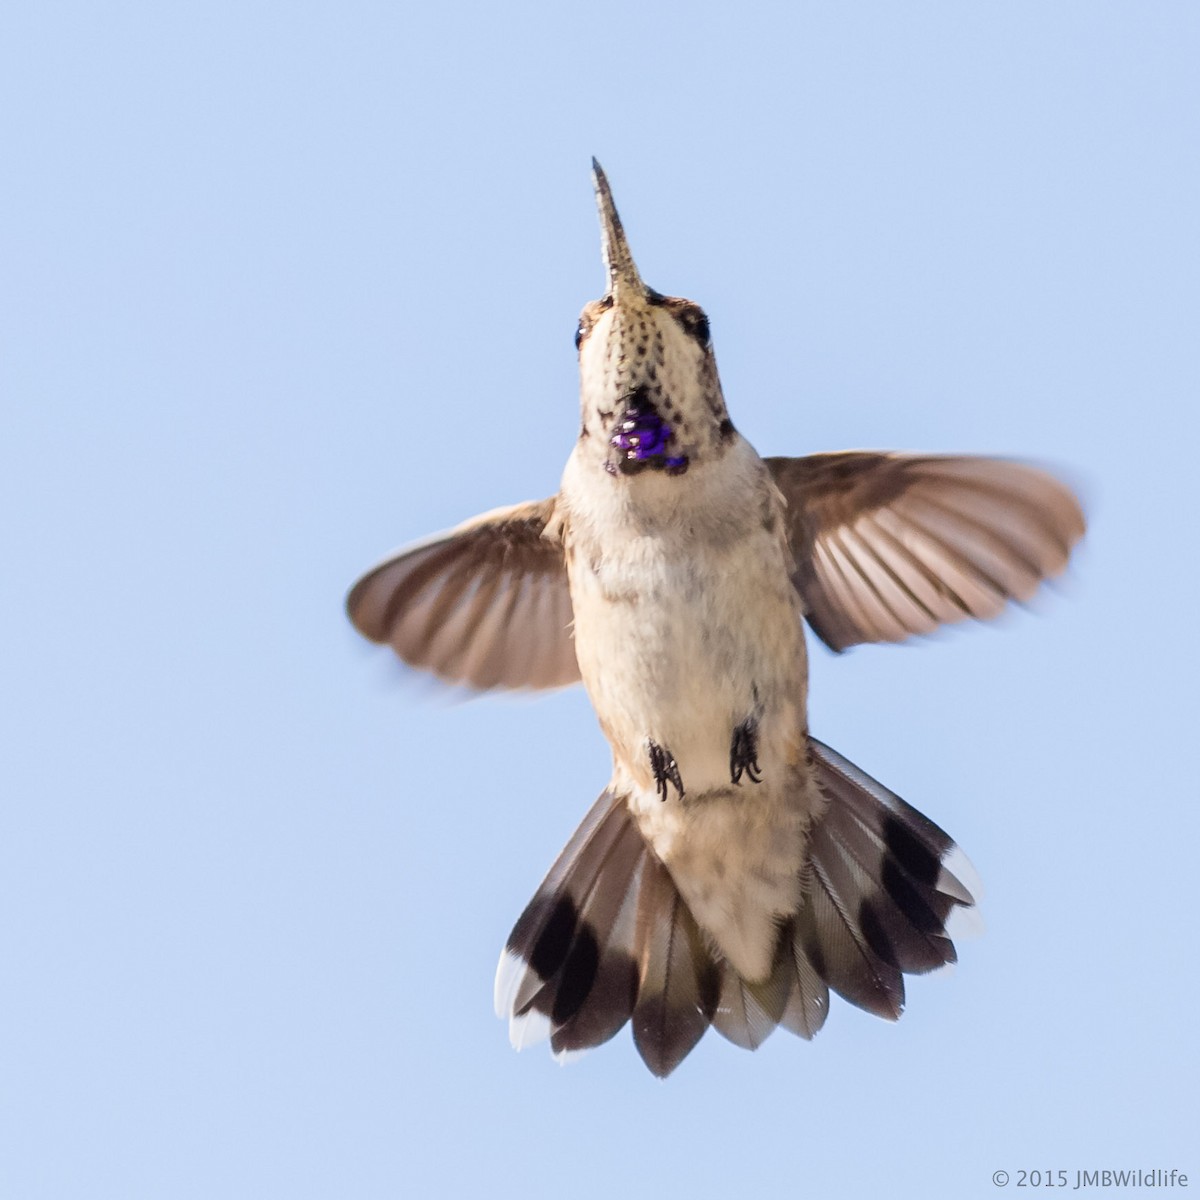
[2,3,1197,1197]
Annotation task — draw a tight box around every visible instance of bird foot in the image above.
[648,740,684,801]
[730,719,763,785]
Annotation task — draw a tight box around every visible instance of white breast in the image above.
[560,439,807,798]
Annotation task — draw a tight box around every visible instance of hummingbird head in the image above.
[575,161,735,478]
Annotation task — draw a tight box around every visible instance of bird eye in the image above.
[680,310,710,349]
[574,320,585,351]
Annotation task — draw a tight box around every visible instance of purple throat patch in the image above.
[609,405,689,475]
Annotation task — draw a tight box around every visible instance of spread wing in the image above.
[766,453,1086,652]
[346,497,579,690]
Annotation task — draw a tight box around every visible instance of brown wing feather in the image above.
[766,453,1086,651]
[346,497,580,690]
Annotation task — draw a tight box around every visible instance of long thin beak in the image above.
[592,158,645,301]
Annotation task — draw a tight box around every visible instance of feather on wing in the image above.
[766,453,1085,651]
[346,498,579,690]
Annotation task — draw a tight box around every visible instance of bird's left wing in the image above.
[766,453,1085,652]
[346,497,580,690]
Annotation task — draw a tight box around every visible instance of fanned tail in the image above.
[495,745,977,1077]
[802,737,977,1022]
[494,789,721,1076]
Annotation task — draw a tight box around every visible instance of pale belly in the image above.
[567,526,808,798]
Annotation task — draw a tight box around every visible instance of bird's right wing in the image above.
[346,497,580,691]
[766,452,1086,652]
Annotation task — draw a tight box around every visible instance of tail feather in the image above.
[711,951,792,1051]
[523,815,642,1026]
[496,743,977,1075]
[810,738,975,904]
[782,909,831,1039]
[810,738,975,975]
[496,789,615,1007]
[631,853,720,1077]
[496,789,640,1049]
[547,823,644,1054]
[805,831,907,1019]
[821,802,956,973]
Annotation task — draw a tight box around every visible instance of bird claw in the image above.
[730,719,763,785]
[648,740,684,801]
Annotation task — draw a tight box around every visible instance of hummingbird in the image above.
[346,161,1084,1077]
